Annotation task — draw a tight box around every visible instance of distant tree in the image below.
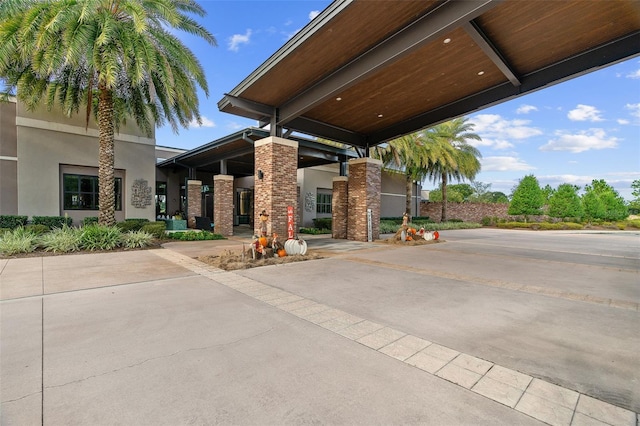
[582,179,628,221]
[548,184,583,220]
[448,183,474,201]
[427,188,464,203]
[541,184,555,204]
[508,175,544,218]
[629,179,640,213]
[486,191,509,203]
[469,181,492,201]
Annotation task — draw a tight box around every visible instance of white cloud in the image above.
[228,29,252,52]
[516,104,538,114]
[481,156,535,171]
[625,103,640,119]
[188,116,215,128]
[309,10,320,20]
[227,121,245,131]
[469,138,513,150]
[538,174,594,187]
[471,114,543,140]
[567,104,604,122]
[617,119,630,125]
[539,128,618,153]
[626,69,640,79]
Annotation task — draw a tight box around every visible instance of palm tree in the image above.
[0,0,215,225]
[424,117,482,222]
[372,132,456,216]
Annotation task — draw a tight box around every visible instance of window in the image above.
[156,182,167,215]
[63,174,122,210]
[316,191,332,214]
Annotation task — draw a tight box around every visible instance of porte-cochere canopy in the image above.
[218,0,640,148]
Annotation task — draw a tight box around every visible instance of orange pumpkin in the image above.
[277,249,287,257]
[406,235,413,241]
[259,236,268,247]
[434,231,439,240]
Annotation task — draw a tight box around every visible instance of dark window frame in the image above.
[316,190,332,214]
[63,173,122,211]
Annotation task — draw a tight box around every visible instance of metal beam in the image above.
[369,31,640,145]
[285,116,366,147]
[463,20,521,86]
[277,0,501,125]
[217,94,274,120]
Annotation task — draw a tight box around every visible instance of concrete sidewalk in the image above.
[1,229,638,425]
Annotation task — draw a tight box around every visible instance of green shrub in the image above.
[82,217,99,226]
[0,227,39,255]
[299,227,331,235]
[625,219,640,229]
[166,231,225,241]
[39,226,82,253]
[25,224,50,235]
[448,218,463,223]
[80,225,122,250]
[0,215,28,229]
[32,216,73,229]
[481,216,492,226]
[497,221,583,230]
[312,217,332,230]
[116,218,150,232]
[0,228,11,236]
[121,230,155,249]
[380,220,480,233]
[141,222,166,238]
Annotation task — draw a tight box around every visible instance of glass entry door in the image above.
[236,188,252,225]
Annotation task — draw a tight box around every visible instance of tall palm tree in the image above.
[424,117,482,221]
[372,132,457,216]
[0,0,215,225]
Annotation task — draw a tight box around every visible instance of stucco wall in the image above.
[380,171,421,218]
[0,100,18,215]
[297,164,340,227]
[16,104,156,224]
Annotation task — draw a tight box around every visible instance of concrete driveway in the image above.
[1,228,638,425]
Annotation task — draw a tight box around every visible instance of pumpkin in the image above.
[259,236,268,247]
[406,235,413,241]
[424,232,433,241]
[277,249,287,257]
[285,238,307,255]
[434,231,439,240]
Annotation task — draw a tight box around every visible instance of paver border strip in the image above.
[153,249,639,426]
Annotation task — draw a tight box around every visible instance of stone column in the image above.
[213,175,234,236]
[347,158,381,242]
[186,180,202,228]
[254,136,298,238]
[332,176,348,239]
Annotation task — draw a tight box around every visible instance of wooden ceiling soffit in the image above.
[462,20,520,86]
[370,30,640,145]
[276,0,500,126]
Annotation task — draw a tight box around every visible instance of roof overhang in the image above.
[157,127,357,177]
[218,0,640,148]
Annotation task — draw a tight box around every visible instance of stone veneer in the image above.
[347,158,381,242]
[186,180,202,228]
[254,137,298,238]
[421,201,509,223]
[332,176,349,239]
[213,175,234,236]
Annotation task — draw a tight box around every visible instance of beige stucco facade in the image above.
[1,99,157,224]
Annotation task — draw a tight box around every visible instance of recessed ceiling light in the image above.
[443,38,451,44]
[377,114,384,118]
[477,71,485,76]
[336,97,342,101]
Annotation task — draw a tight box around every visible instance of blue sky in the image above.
[156,1,640,200]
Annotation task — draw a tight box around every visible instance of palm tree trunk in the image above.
[441,172,448,222]
[405,175,412,217]
[98,85,116,226]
